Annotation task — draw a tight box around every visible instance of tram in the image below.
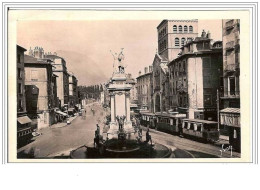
[182,119,220,142]
[156,112,186,134]
[140,112,156,129]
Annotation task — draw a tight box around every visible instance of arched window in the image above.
[178,25,183,33]
[184,25,188,33]
[181,38,186,46]
[189,26,193,33]
[173,25,177,33]
[175,38,180,47]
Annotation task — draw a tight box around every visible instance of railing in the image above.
[224,64,236,71]
[221,91,240,98]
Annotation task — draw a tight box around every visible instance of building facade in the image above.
[24,55,56,129]
[168,30,223,121]
[136,66,153,111]
[157,19,199,62]
[220,19,240,151]
[68,72,78,108]
[45,54,69,107]
[17,45,32,140]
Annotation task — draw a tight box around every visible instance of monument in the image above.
[105,48,135,140]
[70,49,172,158]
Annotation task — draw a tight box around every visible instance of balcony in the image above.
[225,20,235,30]
[225,41,235,51]
[221,91,240,99]
[224,63,240,73]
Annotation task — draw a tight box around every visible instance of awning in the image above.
[220,108,240,114]
[55,111,67,116]
[220,108,240,127]
[17,116,32,125]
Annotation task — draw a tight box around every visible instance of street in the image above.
[17,103,240,159]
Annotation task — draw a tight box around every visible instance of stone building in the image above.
[24,55,57,129]
[151,20,199,113]
[17,45,32,139]
[68,72,78,108]
[168,30,223,121]
[220,19,240,151]
[45,54,69,107]
[136,66,153,111]
[157,19,199,62]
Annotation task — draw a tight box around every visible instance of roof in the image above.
[136,72,152,80]
[45,54,64,60]
[220,108,240,114]
[24,55,51,65]
[17,45,27,51]
[182,119,218,124]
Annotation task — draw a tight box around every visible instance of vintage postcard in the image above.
[7,8,252,163]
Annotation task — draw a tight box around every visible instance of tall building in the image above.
[168,30,223,120]
[68,72,78,108]
[157,19,198,62]
[151,20,199,113]
[136,66,153,111]
[220,19,240,151]
[17,45,32,140]
[45,54,69,107]
[24,55,56,129]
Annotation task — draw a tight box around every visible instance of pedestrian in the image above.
[145,128,153,145]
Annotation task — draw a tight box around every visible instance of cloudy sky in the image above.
[17,19,222,86]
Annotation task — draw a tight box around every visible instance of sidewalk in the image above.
[50,115,78,129]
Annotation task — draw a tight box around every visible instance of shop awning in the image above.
[17,116,32,125]
[55,111,67,116]
[220,108,240,127]
[220,108,240,114]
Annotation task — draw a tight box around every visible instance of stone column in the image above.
[110,92,115,122]
[125,91,130,121]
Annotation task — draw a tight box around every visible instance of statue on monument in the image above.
[110,48,126,74]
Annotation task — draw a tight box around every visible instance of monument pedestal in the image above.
[106,72,134,139]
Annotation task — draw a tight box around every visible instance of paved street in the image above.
[17,103,240,159]
[17,102,106,158]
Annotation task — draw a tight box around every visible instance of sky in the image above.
[17,19,222,86]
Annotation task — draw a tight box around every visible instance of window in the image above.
[178,25,183,33]
[173,25,177,33]
[18,99,23,110]
[184,25,188,33]
[175,38,180,47]
[203,76,211,88]
[181,38,186,46]
[18,83,22,94]
[204,95,212,106]
[31,70,38,81]
[203,57,211,68]
[17,54,21,63]
[18,68,22,79]
[229,77,236,95]
[189,26,193,33]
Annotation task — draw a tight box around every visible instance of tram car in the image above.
[155,113,186,134]
[182,119,220,142]
[140,112,156,129]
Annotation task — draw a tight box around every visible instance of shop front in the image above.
[220,108,240,152]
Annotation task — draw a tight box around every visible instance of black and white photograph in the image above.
[2,3,255,163]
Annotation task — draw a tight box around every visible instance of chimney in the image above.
[206,31,211,39]
[149,65,153,72]
[139,71,142,76]
[144,67,148,74]
[54,52,57,56]
[201,29,206,38]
